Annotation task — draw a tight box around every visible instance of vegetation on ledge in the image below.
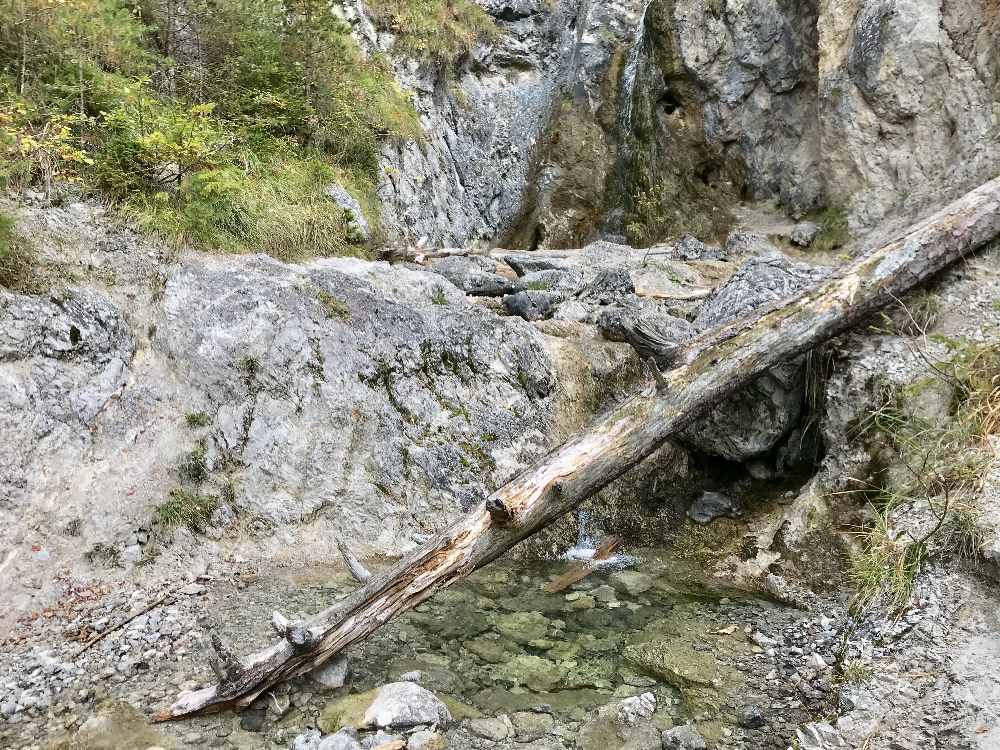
[0,0,421,258]
[366,0,498,65]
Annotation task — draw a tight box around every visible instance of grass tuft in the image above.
[366,0,499,65]
[185,411,212,428]
[155,488,218,531]
[811,207,850,252]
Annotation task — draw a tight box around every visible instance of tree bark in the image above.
[157,177,1000,720]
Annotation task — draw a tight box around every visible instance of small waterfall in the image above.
[618,0,652,137]
[560,509,638,569]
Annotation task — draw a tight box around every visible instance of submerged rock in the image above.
[576,693,659,750]
[510,710,555,742]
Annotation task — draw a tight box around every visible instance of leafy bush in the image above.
[0,0,423,257]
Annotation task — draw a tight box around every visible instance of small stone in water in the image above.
[737,704,766,729]
[467,717,509,741]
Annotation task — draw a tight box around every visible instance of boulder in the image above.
[510,711,555,742]
[503,289,563,320]
[311,655,350,689]
[361,683,452,730]
[426,256,519,297]
[682,256,826,461]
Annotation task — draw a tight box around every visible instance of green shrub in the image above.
[185,411,212,428]
[0,0,422,257]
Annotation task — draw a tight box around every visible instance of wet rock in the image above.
[497,654,563,692]
[576,693,658,750]
[325,184,370,242]
[510,711,554,742]
[661,725,706,750]
[362,682,452,730]
[790,222,820,247]
[609,571,654,597]
[318,730,362,750]
[467,717,510,741]
[463,637,508,664]
[318,689,379,732]
[494,611,551,645]
[311,655,350,689]
[686,491,741,525]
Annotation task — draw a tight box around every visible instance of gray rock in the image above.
[427,257,518,297]
[790,222,820,247]
[510,711,554,742]
[609,571,654,597]
[736,704,766,729]
[361,732,402,749]
[517,269,584,295]
[362,682,452,729]
[312,655,350,689]
[318,730,362,750]
[291,729,322,750]
[672,235,723,261]
[503,254,573,276]
[682,256,826,461]
[577,693,658,750]
[661,725,706,750]
[398,670,421,683]
[687,491,742,525]
[467,717,510,741]
[326,184,370,242]
[503,290,563,321]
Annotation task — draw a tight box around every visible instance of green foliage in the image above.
[0,0,422,256]
[366,0,498,65]
[430,285,448,305]
[0,208,36,291]
[849,499,927,613]
[811,207,850,252]
[155,488,218,531]
[185,411,212,428]
[177,440,208,482]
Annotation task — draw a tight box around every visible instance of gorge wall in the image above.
[363,0,1000,247]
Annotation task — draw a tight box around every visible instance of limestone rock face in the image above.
[369,0,647,247]
[0,288,134,514]
[154,255,556,540]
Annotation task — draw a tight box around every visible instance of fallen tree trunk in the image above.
[158,178,1000,720]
